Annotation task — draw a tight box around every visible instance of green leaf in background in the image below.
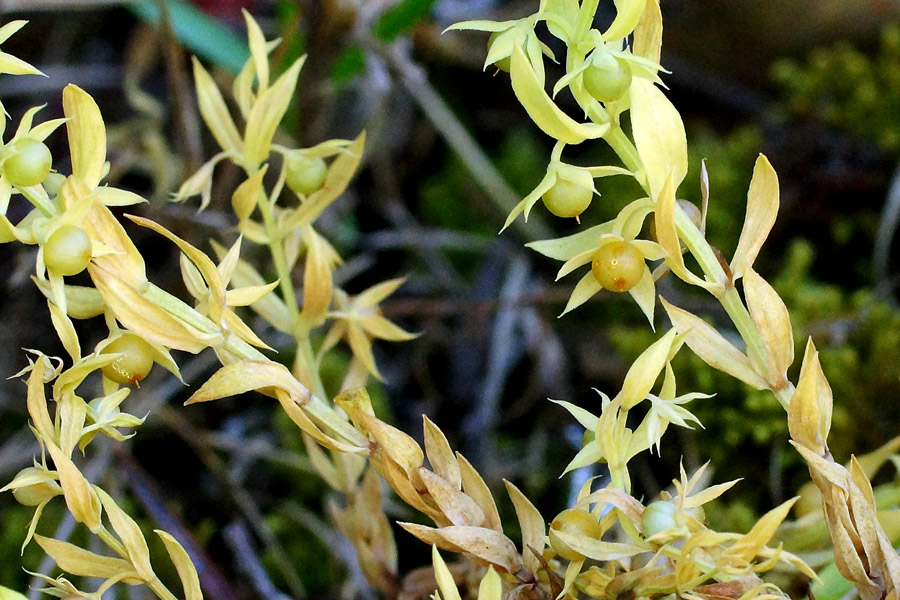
[129,0,250,75]
[372,0,438,42]
[331,45,366,84]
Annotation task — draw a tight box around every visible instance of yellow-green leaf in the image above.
[731,154,779,281]
[510,45,608,145]
[89,265,216,353]
[62,84,106,188]
[156,530,203,600]
[192,57,242,155]
[423,416,462,490]
[661,297,768,390]
[504,480,544,574]
[630,79,686,197]
[243,55,306,165]
[95,487,155,581]
[34,535,135,580]
[432,546,462,600]
[603,0,647,41]
[744,267,793,387]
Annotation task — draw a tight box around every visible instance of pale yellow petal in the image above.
[62,85,106,188]
[510,45,608,145]
[731,154,779,281]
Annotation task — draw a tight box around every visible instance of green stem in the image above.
[20,186,55,217]
[604,125,645,189]
[294,334,328,402]
[573,0,601,43]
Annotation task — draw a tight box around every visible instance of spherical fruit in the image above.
[44,225,92,276]
[4,137,52,187]
[101,334,155,385]
[542,175,593,218]
[11,467,61,506]
[549,508,603,560]
[487,32,511,72]
[286,153,328,196]
[583,53,632,103]
[43,172,66,196]
[640,500,678,538]
[591,240,645,292]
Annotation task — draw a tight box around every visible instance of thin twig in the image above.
[154,0,204,174]
[380,43,554,242]
[159,405,308,599]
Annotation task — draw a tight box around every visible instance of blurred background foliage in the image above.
[1,0,900,598]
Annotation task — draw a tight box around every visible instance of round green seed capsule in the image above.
[549,508,603,560]
[43,172,67,196]
[286,153,328,196]
[44,225,92,276]
[4,137,52,187]
[487,32,511,72]
[583,54,632,103]
[542,175,594,218]
[101,333,155,385]
[640,500,679,538]
[11,467,62,507]
[591,240,645,292]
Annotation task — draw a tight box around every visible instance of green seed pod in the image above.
[542,170,594,218]
[640,500,679,538]
[286,153,328,196]
[11,467,62,507]
[4,137,52,187]
[549,508,603,560]
[583,53,632,103]
[487,32,511,72]
[591,240,645,292]
[44,225,92,276]
[43,172,66,196]
[101,333,155,385]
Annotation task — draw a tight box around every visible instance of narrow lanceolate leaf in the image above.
[617,328,677,409]
[95,488,155,581]
[437,526,523,573]
[192,57,243,155]
[743,267,794,387]
[423,416,461,490]
[504,480,545,574]
[633,0,662,67]
[26,355,55,443]
[456,454,502,532]
[62,84,106,188]
[661,297,768,390]
[630,79,687,197]
[45,443,102,531]
[477,568,502,600]
[243,55,306,165]
[726,497,797,562]
[186,360,307,404]
[603,0,647,41]
[551,530,646,561]
[788,339,826,453]
[156,530,203,600]
[420,469,485,527]
[34,535,135,580]
[509,45,608,145]
[89,265,215,353]
[730,155,779,281]
[655,178,718,291]
[232,167,266,222]
[432,546,462,600]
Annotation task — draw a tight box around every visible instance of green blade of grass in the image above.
[128,0,249,75]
